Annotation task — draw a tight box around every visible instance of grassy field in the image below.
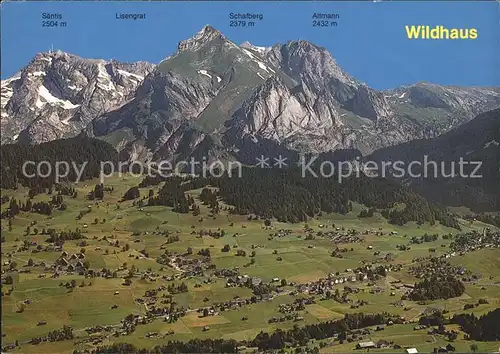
[1,174,499,353]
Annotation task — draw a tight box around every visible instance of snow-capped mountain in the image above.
[1,51,155,144]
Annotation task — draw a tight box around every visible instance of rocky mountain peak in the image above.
[266,39,355,94]
[22,51,64,76]
[177,25,225,53]
[286,39,320,53]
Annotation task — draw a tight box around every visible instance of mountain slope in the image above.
[385,82,500,136]
[369,108,500,211]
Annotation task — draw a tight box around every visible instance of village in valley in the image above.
[1,175,500,353]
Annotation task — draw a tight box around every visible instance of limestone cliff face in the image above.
[224,76,339,147]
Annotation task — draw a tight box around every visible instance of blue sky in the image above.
[1,1,499,89]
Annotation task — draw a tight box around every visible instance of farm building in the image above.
[356,341,376,349]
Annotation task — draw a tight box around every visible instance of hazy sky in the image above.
[1,1,499,89]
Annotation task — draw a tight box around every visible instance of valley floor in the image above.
[1,175,499,353]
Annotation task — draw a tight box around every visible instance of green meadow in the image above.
[1,174,499,353]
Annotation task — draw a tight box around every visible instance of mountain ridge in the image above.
[2,26,499,161]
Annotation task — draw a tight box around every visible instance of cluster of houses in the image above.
[387,280,415,297]
[15,240,63,254]
[356,341,425,353]
[85,325,114,335]
[214,268,239,278]
[134,285,175,313]
[157,252,212,277]
[409,256,470,280]
[269,228,294,238]
[278,296,315,313]
[224,273,285,289]
[127,278,279,324]
[55,251,87,274]
[361,229,399,237]
[268,313,304,323]
[293,270,382,297]
[265,225,365,244]
[356,340,395,350]
[225,274,258,287]
[321,228,363,244]
[450,229,500,254]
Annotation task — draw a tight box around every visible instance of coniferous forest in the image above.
[410,275,465,300]
[0,136,118,189]
[451,309,500,341]
[1,136,461,228]
[146,168,460,228]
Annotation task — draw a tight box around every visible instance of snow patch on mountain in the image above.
[242,48,273,73]
[1,76,20,107]
[1,76,21,85]
[117,69,144,81]
[242,48,261,61]
[197,70,212,79]
[37,85,80,109]
[61,117,73,125]
[484,140,499,148]
[96,64,116,91]
[257,61,269,72]
[240,41,272,56]
[1,88,13,106]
